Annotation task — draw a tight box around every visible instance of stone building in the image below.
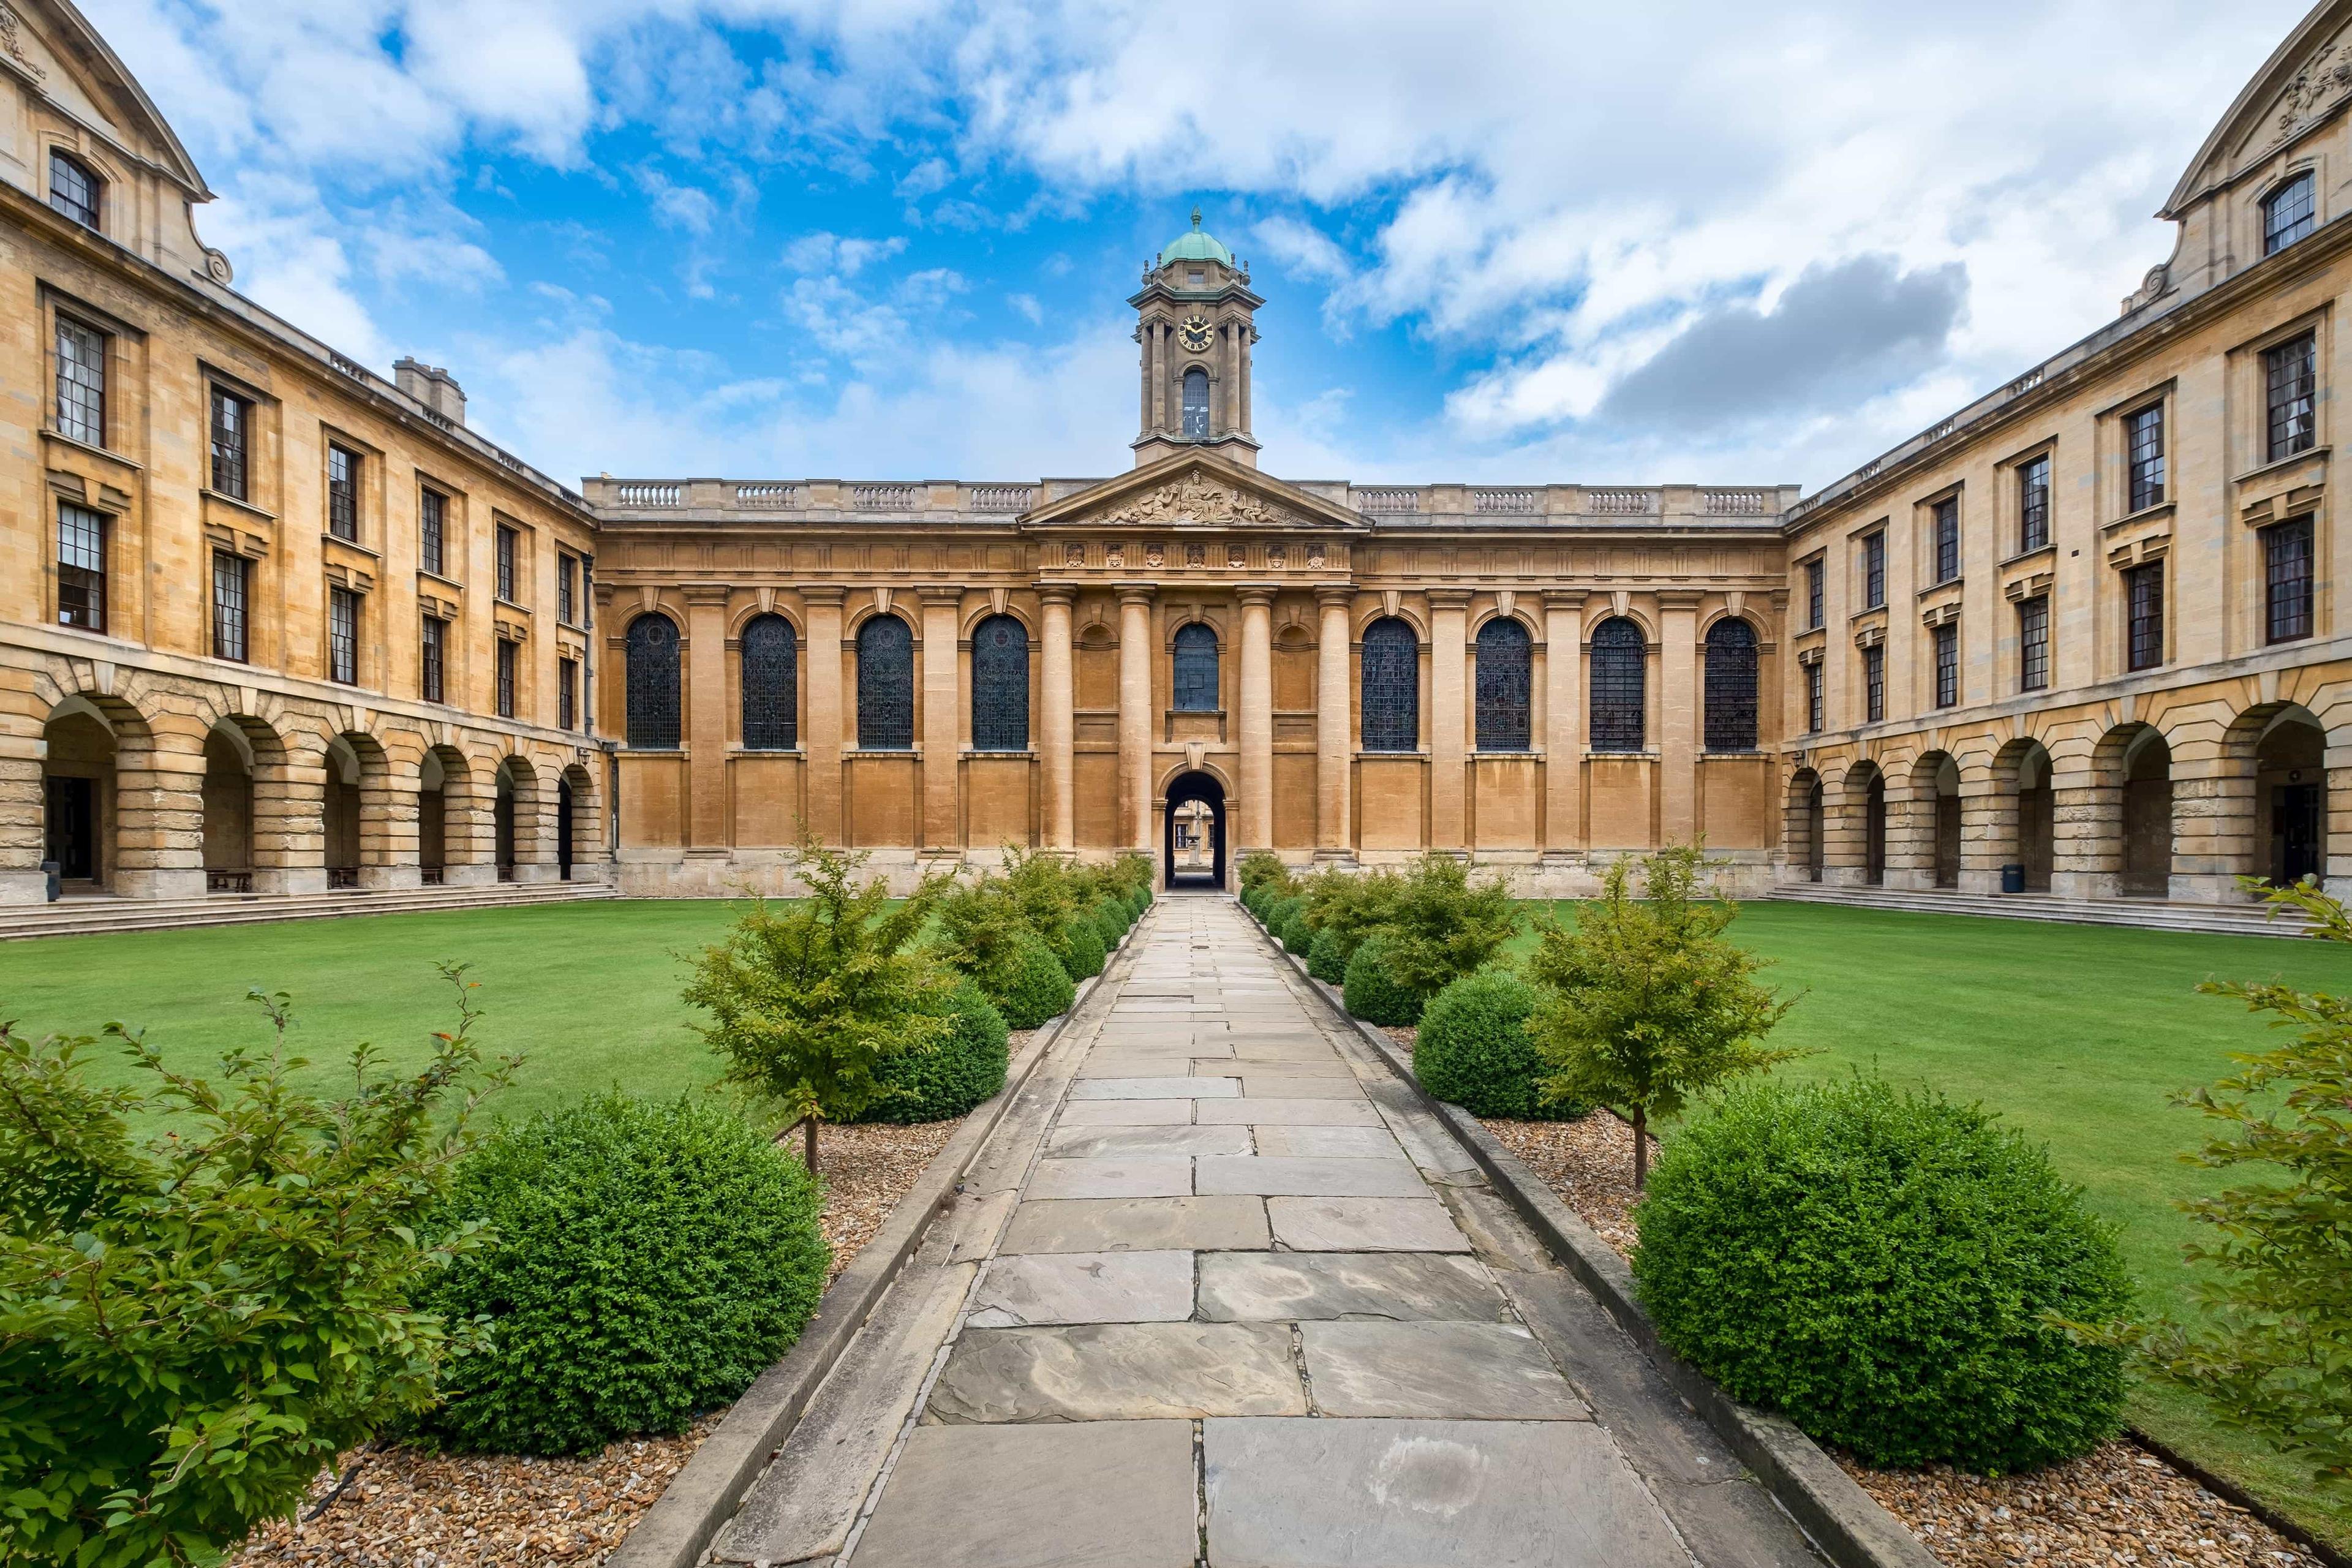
[6,0,2352,908]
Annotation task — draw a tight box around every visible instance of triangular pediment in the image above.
[2168,0,2352,212]
[1021,450,1366,532]
[8,1,210,198]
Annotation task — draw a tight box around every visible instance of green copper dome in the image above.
[1159,207,1233,268]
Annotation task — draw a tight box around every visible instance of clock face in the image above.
[1178,314,1214,353]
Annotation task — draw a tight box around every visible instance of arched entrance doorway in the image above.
[1163,771,1226,890]
[2255,709,2327,886]
[42,701,116,893]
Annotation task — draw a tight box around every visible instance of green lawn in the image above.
[1518,900,2352,1548]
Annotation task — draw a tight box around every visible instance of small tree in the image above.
[0,970,509,1567]
[1379,854,1520,1005]
[1525,844,1798,1187]
[2119,878,2352,1483]
[682,831,952,1171]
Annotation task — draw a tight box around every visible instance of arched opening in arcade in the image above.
[40,698,119,895]
[1163,771,1227,891]
[2107,725,2173,898]
[2253,706,2328,886]
[2014,742,2055,894]
[199,721,257,894]
[560,764,597,881]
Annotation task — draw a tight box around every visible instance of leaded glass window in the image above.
[741,614,798,750]
[1172,622,1219,712]
[2266,333,2317,462]
[1703,619,1758,751]
[1182,368,1209,439]
[858,614,914,749]
[2264,172,2316,255]
[1360,617,1419,752]
[55,317,104,447]
[1588,617,1646,753]
[2265,516,2315,644]
[625,614,682,748]
[1475,617,1532,752]
[971,614,1030,750]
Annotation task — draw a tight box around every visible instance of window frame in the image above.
[558,656,579,731]
[1863,644,1885,724]
[420,615,448,705]
[495,638,518,718]
[211,549,251,663]
[326,444,361,542]
[2125,401,2166,513]
[740,612,800,750]
[1476,616,1534,753]
[2264,514,2316,645]
[2263,170,2317,255]
[856,613,916,751]
[1181,367,1210,439]
[208,385,252,502]
[1359,617,1420,753]
[53,314,106,448]
[1171,621,1221,714]
[328,587,360,685]
[2016,453,2051,554]
[2125,562,2165,672]
[56,501,108,633]
[1930,496,1961,586]
[1861,530,1887,610]
[2264,331,2318,464]
[1931,622,1959,709]
[419,485,449,577]
[1804,660,1824,735]
[970,613,1031,752]
[2017,595,2051,693]
[495,524,518,603]
[557,553,578,625]
[47,150,100,230]
[1587,617,1648,754]
[625,614,684,749]
[1701,617,1757,752]
[1804,556,1825,630]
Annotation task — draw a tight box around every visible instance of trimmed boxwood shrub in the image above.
[1088,899,1128,952]
[1280,907,1315,956]
[861,979,1010,1123]
[989,929,1077,1028]
[423,1095,828,1455]
[1127,886,1151,921]
[1414,970,1585,1120]
[1633,1076,2132,1474]
[1342,933,1423,1026]
[1306,924,1356,984]
[1264,894,1304,938]
[1055,914,1108,980]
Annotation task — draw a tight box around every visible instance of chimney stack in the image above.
[393,356,467,426]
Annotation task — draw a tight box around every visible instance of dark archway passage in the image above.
[1163,771,1227,890]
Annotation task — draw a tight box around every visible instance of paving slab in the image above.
[1068,1074,1240,1099]
[1241,1074,1365,1099]
[1203,1417,1692,1568]
[1267,1195,1474,1252]
[853,1420,1197,1568]
[998,1194,1269,1254]
[1302,1320,1591,1419]
[1197,1250,1509,1322]
[1195,1154,1427,1197]
[928,1322,1308,1421]
[1044,1123,1252,1159]
[968,1249,1196,1327]
[1024,1156,1194,1199]
[1055,1098,1197,1126]
[1254,1124,1411,1159]
[1196,1096,1385,1126]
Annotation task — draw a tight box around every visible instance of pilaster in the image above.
[1118,585,1156,851]
[1428,588,1471,850]
[1658,590,1701,846]
[1315,586,1353,856]
[1040,586,1076,851]
[1542,591,1583,856]
[1236,585,1276,853]
[802,586,846,845]
[682,583,732,851]
[919,586,964,850]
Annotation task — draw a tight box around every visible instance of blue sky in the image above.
[89,0,2307,492]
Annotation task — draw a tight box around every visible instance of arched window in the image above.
[1172,622,1220,712]
[1474,617,1532,752]
[741,614,797,750]
[1703,619,1759,752]
[971,614,1030,751]
[857,614,914,750]
[1182,368,1210,439]
[1589,617,1646,753]
[624,614,681,749]
[1360,617,1419,752]
[2264,171,2316,255]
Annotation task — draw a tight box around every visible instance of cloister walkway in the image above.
[713,897,1822,1568]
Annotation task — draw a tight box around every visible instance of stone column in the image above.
[1820,769,1870,888]
[511,767,560,883]
[0,735,43,905]
[919,586,963,852]
[2169,746,2255,902]
[1542,592,1583,857]
[1428,589,1471,850]
[113,723,210,900]
[684,584,731,853]
[802,587,846,844]
[1237,585,1276,853]
[1881,774,1936,891]
[440,757,497,887]
[1658,591,1700,846]
[1315,586,1353,858]
[251,744,328,896]
[2050,757,2121,900]
[1118,585,1155,850]
[1957,769,2017,894]
[355,747,421,892]
[2328,743,2352,894]
[1041,586,1076,852]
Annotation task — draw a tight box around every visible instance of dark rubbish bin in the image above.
[2000,864,2026,894]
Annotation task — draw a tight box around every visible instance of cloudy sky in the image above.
[88,0,2305,492]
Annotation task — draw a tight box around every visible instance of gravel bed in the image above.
[1474,1108,2323,1568]
[228,1063,1016,1568]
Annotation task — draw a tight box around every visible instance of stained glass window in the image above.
[971,614,1030,750]
[1360,617,1419,752]
[741,614,797,749]
[1589,617,1646,752]
[1172,622,1219,712]
[858,614,914,749]
[1474,617,1531,752]
[625,614,682,748]
[1703,618,1758,751]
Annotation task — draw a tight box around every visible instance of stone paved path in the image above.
[714,897,1824,1568]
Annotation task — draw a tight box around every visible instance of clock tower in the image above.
[1131,208,1262,468]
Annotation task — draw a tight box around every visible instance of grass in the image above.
[1516,899,2352,1548]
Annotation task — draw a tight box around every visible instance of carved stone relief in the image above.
[1104,469,1295,527]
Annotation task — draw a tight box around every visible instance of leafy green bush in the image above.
[1056,914,1108,980]
[1343,933,1424,1026]
[1126,886,1151,922]
[1306,924,1356,984]
[1109,851,1156,899]
[1634,1075,2132,1474]
[1379,853,1520,1005]
[1300,867,1402,957]
[860,981,1010,1122]
[0,976,507,1567]
[1281,907,1316,956]
[1414,970,1584,1120]
[1091,895,1131,945]
[423,1094,827,1455]
[1264,894,1305,940]
[1003,845,1080,948]
[1238,850,1291,900]
[989,929,1077,1028]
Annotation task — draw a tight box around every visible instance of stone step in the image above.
[1767,881,2312,939]
[0,880,619,941]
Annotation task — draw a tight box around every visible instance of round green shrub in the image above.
[861,979,1010,1122]
[1127,886,1151,921]
[1634,1076,2132,1474]
[1341,933,1423,1026]
[1280,908,1315,956]
[1264,894,1304,938]
[1414,970,1583,1120]
[1306,924,1357,984]
[1088,899,1128,952]
[987,929,1077,1028]
[423,1095,828,1455]
[1055,914,1107,980]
